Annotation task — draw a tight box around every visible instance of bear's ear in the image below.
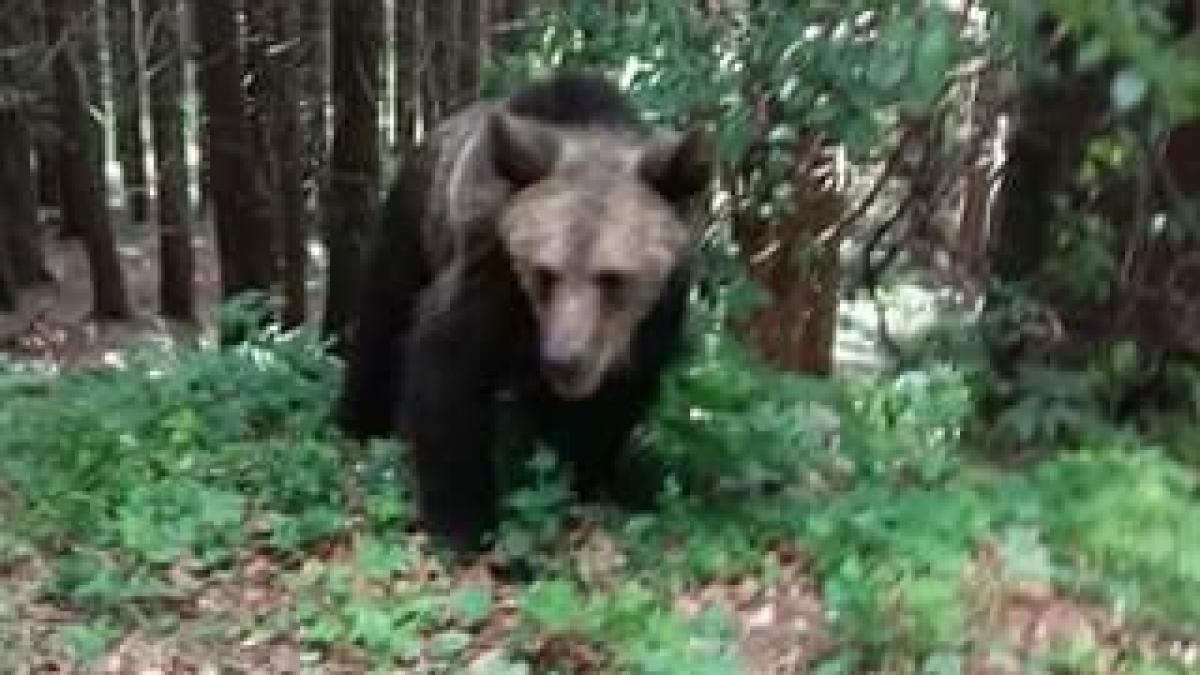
[639,126,711,204]
[490,112,560,188]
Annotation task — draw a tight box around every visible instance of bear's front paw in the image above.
[574,452,667,511]
[418,506,497,554]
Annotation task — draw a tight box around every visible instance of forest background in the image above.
[1,0,1199,671]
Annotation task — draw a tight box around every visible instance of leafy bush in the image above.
[2,312,1198,669]
[1027,445,1200,625]
[0,325,341,610]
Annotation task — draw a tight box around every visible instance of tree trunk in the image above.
[395,1,417,146]
[55,0,104,240]
[31,2,60,216]
[29,4,62,215]
[478,0,493,71]
[191,0,276,301]
[488,0,524,61]
[952,69,1005,300]
[422,0,460,124]
[110,0,151,224]
[302,0,331,186]
[47,0,133,320]
[736,136,843,376]
[0,108,52,288]
[267,0,309,328]
[0,171,17,310]
[0,218,15,312]
[458,0,482,99]
[955,162,993,292]
[491,0,524,25]
[145,0,195,321]
[245,0,286,283]
[0,4,52,287]
[36,147,62,212]
[323,0,381,344]
[993,26,1109,283]
[0,115,20,312]
[1163,122,1200,196]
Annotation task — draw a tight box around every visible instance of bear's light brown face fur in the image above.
[491,116,705,399]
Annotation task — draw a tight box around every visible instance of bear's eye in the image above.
[594,271,629,303]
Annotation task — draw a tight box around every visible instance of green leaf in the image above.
[58,621,119,664]
[520,580,583,631]
[348,604,392,639]
[356,537,412,580]
[1076,38,1111,70]
[911,19,954,103]
[431,630,473,659]
[450,585,495,625]
[915,24,952,76]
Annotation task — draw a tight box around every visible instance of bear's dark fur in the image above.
[336,72,709,549]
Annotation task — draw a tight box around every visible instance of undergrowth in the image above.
[0,322,1197,672]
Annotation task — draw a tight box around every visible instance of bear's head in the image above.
[489,111,709,399]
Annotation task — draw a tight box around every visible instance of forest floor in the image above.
[1,234,1198,673]
[0,232,221,369]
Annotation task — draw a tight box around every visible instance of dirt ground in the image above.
[0,223,330,369]
[0,231,222,369]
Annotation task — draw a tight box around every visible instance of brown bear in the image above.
[336,72,709,550]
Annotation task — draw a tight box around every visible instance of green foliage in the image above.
[796,368,988,664]
[1027,446,1200,624]
[1049,0,1200,120]
[486,0,978,324]
[982,0,1200,402]
[56,619,120,665]
[1,305,1197,669]
[291,560,441,663]
[494,450,575,569]
[1045,213,1119,305]
[0,322,341,614]
[647,333,842,492]
[493,0,970,148]
[1126,655,1197,675]
[975,309,1200,456]
[990,363,1106,448]
[988,0,1200,120]
[515,578,738,674]
[6,0,1200,669]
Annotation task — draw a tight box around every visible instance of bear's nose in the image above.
[543,352,585,384]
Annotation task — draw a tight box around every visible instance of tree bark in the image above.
[422,0,460,123]
[458,0,482,99]
[36,147,62,211]
[323,0,381,344]
[190,0,276,301]
[488,0,524,60]
[0,113,20,311]
[0,3,52,288]
[46,0,133,320]
[266,0,309,328]
[109,0,151,223]
[0,174,16,310]
[0,218,15,312]
[146,0,195,320]
[395,1,417,147]
[31,1,61,214]
[0,108,51,288]
[736,136,843,376]
[53,0,103,240]
[245,0,284,275]
[993,23,1109,283]
[302,0,331,185]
